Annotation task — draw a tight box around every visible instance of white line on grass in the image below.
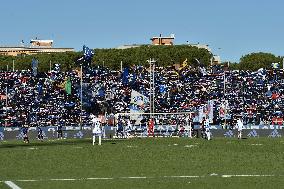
[184,145,197,148]
[1,174,281,184]
[164,176,200,178]
[16,180,38,182]
[210,173,218,176]
[28,147,38,150]
[86,178,114,180]
[50,178,78,181]
[221,174,275,178]
[121,177,148,179]
[250,144,263,146]
[4,181,22,189]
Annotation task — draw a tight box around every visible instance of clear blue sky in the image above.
[0,0,283,63]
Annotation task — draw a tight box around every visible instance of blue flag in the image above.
[32,58,38,68]
[77,45,94,64]
[159,85,166,93]
[37,83,43,94]
[122,67,129,85]
[98,88,105,97]
[130,73,137,86]
[132,73,137,82]
[32,58,39,76]
[83,45,94,61]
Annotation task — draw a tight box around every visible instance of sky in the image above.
[0,0,283,63]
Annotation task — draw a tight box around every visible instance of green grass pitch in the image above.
[0,137,283,189]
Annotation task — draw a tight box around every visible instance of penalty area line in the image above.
[4,181,22,189]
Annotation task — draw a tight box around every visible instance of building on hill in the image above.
[186,42,221,64]
[116,34,175,48]
[30,39,54,47]
[212,55,221,64]
[150,34,175,46]
[187,43,211,52]
[116,34,221,64]
[0,39,74,56]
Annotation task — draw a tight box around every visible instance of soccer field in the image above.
[0,137,283,189]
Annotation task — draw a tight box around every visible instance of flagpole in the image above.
[152,60,155,117]
[78,45,94,131]
[283,58,284,71]
[5,85,8,129]
[147,58,157,119]
[224,70,226,129]
[149,59,152,118]
[224,70,226,100]
[80,64,83,130]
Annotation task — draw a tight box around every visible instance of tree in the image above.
[0,52,81,72]
[0,45,213,71]
[92,45,212,69]
[239,52,281,71]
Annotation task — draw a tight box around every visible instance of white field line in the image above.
[121,177,148,179]
[86,177,114,180]
[221,174,275,178]
[50,178,78,181]
[1,174,282,183]
[164,176,200,178]
[4,181,22,189]
[16,180,38,182]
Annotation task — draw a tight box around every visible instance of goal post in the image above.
[114,112,195,137]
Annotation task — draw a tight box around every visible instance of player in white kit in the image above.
[236,118,243,139]
[90,114,102,145]
[204,118,211,140]
[125,119,132,138]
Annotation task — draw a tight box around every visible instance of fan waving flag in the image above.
[77,45,94,64]
[129,90,150,124]
[178,58,188,70]
[83,45,94,62]
[271,63,279,69]
[159,84,166,93]
[122,67,129,85]
[65,77,72,95]
[31,58,39,76]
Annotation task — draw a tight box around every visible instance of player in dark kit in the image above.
[23,126,29,143]
[116,119,124,138]
[37,126,44,141]
[57,125,63,139]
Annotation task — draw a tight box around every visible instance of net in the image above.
[114,112,194,137]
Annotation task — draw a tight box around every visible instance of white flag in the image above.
[129,90,149,123]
